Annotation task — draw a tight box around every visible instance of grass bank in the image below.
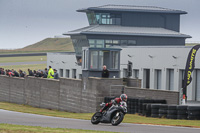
[0,102,200,128]
[0,124,116,133]
[0,56,47,63]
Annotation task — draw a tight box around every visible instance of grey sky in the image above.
[0,0,199,49]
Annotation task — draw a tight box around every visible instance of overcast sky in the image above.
[0,0,200,49]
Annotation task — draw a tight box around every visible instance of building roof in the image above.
[77,4,187,14]
[63,25,191,38]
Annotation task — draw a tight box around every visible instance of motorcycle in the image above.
[91,101,127,126]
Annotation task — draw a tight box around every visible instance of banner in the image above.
[183,45,200,89]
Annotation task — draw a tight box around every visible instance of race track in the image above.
[0,109,199,133]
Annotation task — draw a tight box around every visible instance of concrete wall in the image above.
[0,75,179,112]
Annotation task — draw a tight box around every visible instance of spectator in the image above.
[12,69,19,77]
[52,69,59,79]
[27,69,34,76]
[0,68,5,75]
[102,65,109,78]
[19,69,25,77]
[47,66,54,79]
[43,68,48,78]
[33,70,37,76]
[40,71,44,78]
[1,68,5,75]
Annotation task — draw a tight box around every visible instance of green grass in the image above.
[0,56,47,63]
[0,102,200,128]
[0,124,116,133]
[0,38,74,55]
[2,64,46,74]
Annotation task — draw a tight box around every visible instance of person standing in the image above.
[52,69,59,79]
[47,66,54,79]
[102,65,109,78]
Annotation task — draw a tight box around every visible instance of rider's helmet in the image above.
[120,94,127,102]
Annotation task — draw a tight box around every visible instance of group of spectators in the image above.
[0,66,59,79]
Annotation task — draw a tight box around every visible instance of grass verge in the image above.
[0,56,47,63]
[0,123,116,133]
[0,102,200,128]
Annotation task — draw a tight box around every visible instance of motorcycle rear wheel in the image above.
[111,112,124,126]
[91,112,102,124]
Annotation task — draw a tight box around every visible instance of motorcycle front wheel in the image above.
[111,112,124,126]
[91,112,102,124]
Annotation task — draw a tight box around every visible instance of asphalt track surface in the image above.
[0,109,200,133]
[0,61,46,66]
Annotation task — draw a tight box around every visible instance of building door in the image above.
[59,69,63,77]
[167,69,174,90]
[155,70,162,89]
[196,70,200,101]
[72,69,76,79]
[143,69,150,88]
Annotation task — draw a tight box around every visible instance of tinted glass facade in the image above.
[86,11,121,25]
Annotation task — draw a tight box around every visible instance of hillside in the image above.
[0,38,74,54]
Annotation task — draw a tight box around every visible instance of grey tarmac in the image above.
[0,109,200,133]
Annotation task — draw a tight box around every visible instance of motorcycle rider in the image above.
[100,94,128,113]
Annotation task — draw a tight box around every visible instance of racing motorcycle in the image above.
[91,101,127,126]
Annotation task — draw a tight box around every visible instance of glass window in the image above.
[86,12,97,25]
[155,69,162,90]
[105,40,112,43]
[133,69,139,79]
[121,40,128,46]
[111,51,119,69]
[90,51,98,69]
[113,40,120,45]
[128,40,136,45]
[59,69,63,77]
[99,51,104,69]
[95,13,121,25]
[96,40,104,48]
[65,69,70,78]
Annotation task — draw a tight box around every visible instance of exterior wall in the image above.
[47,52,82,79]
[0,76,122,113]
[0,76,179,112]
[119,46,200,101]
[110,86,179,104]
[121,12,180,32]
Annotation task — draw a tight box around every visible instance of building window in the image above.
[95,13,121,25]
[133,69,139,79]
[86,11,97,25]
[59,69,63,77]
[128,40,136,46]
[111,51,119,69]
[90,51,98,69]
[79,74,82,79]
[88,39,104,48]
[105,40,112,48]
[72,69,76,79]
[155,69,162,90]
[121,40,128,46]
[143,69,150,88]
[123,68,127,78]
[179,70,185,88]
[167,69,174,90]
[99,51,104,69]
[65,69,70,78]
[113,40,120,45]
